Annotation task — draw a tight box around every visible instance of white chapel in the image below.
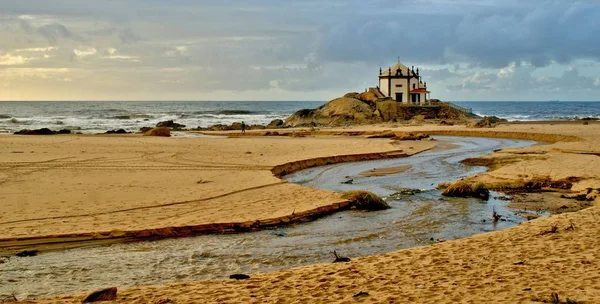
[376,59,430,104]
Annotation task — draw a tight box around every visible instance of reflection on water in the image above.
[0,136,534,299]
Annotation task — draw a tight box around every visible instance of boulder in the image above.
[266,119,284,128]
[229,274,250,280]
[230,122,243,130]
[58,129,71,134]
[356,91,378,104]
[82,287,117,303]
[341,190,390,211]
[14,128,55,135]
[144,127,171,137]
[15,250,39,257]
[470,116,507,128]
[105,129,128,134]
[139,127,153,133]
[156,120,186,129]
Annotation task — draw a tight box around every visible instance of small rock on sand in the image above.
[82,287,117,303]
[15,250,39,257]
[229,274,250,280]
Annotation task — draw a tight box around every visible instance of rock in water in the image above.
[105,129,128,134]
[156,120,185,129]
[82,287,117,302]
[229,274,250,280]
[14,128,56,135]
[341,190,390,211]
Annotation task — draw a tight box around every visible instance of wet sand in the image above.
[3,122,600,303]
[358,164,412,177]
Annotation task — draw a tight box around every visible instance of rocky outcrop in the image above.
[284,92,469,127]
[156,120,186,130]
[285,96,380,127]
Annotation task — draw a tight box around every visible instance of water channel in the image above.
[0,136,535,299]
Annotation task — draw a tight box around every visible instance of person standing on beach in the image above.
[241,121,246,133]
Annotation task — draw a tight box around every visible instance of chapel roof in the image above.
[380,61,417,77]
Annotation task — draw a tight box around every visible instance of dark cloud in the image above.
[2,0,600,100]
[313,1,600,68]
[35,23,83,44]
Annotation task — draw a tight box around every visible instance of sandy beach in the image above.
[2,121,600,303]
[0,133,433,254]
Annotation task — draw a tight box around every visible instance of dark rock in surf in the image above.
[14,128,55,135]
[82,287,117,302]
[156,120,186,130]
[105,129,128,134]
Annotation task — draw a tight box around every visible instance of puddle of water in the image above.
[0,136,534,300]
[170,131,226,138]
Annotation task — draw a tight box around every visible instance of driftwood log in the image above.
[332,250,351,263]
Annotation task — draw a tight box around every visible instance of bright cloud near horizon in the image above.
[1,0,599,101]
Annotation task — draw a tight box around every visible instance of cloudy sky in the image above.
[1,0,599,101]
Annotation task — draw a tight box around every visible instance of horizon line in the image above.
[1,100,600,103]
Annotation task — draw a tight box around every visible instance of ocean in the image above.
[0,100,599,134]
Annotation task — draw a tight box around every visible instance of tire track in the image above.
[0,181,287,226]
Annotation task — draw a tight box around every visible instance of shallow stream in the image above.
[0,136,535,299]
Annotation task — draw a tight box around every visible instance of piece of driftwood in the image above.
[332,251,350,263]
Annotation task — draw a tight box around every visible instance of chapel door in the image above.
[395,92,403,102]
